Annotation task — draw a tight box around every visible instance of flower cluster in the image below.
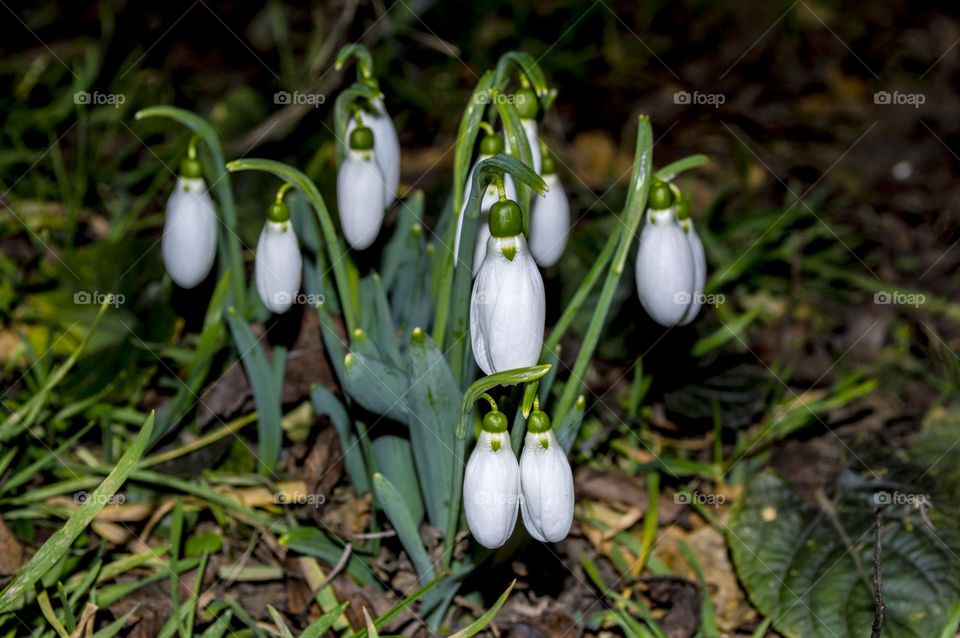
[464,400,573,548]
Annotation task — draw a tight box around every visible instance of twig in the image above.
[871,505,886,638]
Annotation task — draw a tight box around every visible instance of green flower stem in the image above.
[335,43,375,80]
[333,82,381,165]
[553,116,654,427]
[542,230,618,353]
[135,106,246,310]
[226,158,358,334]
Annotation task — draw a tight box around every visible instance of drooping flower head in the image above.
[675,192,707,325]
[520,408,574,542]
[162,143,217,289]
[464,408,520,549]
[337,123,386,250]
[529,149,569,268]
[255,191,302,314]
[635,181,696,326]
[345,95,400,208]
[470,193,545,374]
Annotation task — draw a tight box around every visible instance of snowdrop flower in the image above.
[337,123,386,250]
[520,409,574,543]
[162,149,217,289]
[529,151,569,267]
[255,195,302,314]
[345,96,400,207]
[504,88,542,174]
[678,197,706,325]
[464,409,520,549]
[635,182,696,327]
[454,132,517,277]
[470,196,545,375]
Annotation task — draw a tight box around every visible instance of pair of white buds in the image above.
[161,151,302,315]
[463,405,574,548]
[635,182,706,326]
[338,97,401,250]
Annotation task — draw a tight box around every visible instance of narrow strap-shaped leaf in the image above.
[311,385,369,494]
[371,435,424,524]
[654,154,710,182]
[405,328,460,530]
[342,351,411,422]
[0,412,155,612]
[452,71,496,215]
[373,473,436,583]
[225,310,283,473]
[301,601,350,638]
[447,580,516,638]
[495,100,536,230]
[349,574,443,638]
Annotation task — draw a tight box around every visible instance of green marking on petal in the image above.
[502,245,517,261]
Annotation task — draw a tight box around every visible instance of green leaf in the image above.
[280,528,378,588]
[349,574,443,638]
[0,412,155,612]
[301,601,350,638]
[452,71,496,215]
[447,580,515,638]
[459,365,552,437]
[494,101,536,228]
[342,351,411,423]
[372,435,424,524]
[226,310,284,474]
[493,51,550,102]
[405,328,460,530]
[728,470,960,638]
[311,385,369,494]
[372,473,436,583]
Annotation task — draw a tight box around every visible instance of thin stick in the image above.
[871,506,885,638]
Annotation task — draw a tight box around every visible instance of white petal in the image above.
[453,156,517,277]
[680,218,706,325]
[529,174,569,267]
[255,221,303,314]
[346,97,400,207]
[470,236,545,375]
[463,430,520,548]
[162,177,218,289]
[635,208,696,326]
[337,151,386,250]
[520,430,574,542]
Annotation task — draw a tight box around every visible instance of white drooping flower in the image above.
[345,96,400,207]
[470,200,545,375]
[454,134,518,277]
[162,176,218,289]
[337,125,386,250]
[635,203,695,327]
[529,167,569,268]
[679,215,706,325]
[255,209,302,314]
[520,415,574,543]
[463,419,520,549]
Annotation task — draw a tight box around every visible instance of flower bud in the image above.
[470,227,545,375]
[337,139,386,250]
[520,419,574,543]
[464,428,520,548]
[162,177,218,289]
[529,173,569,267]
[635,205,695,326]
[345,97,400,207]
[255,214,302,314]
